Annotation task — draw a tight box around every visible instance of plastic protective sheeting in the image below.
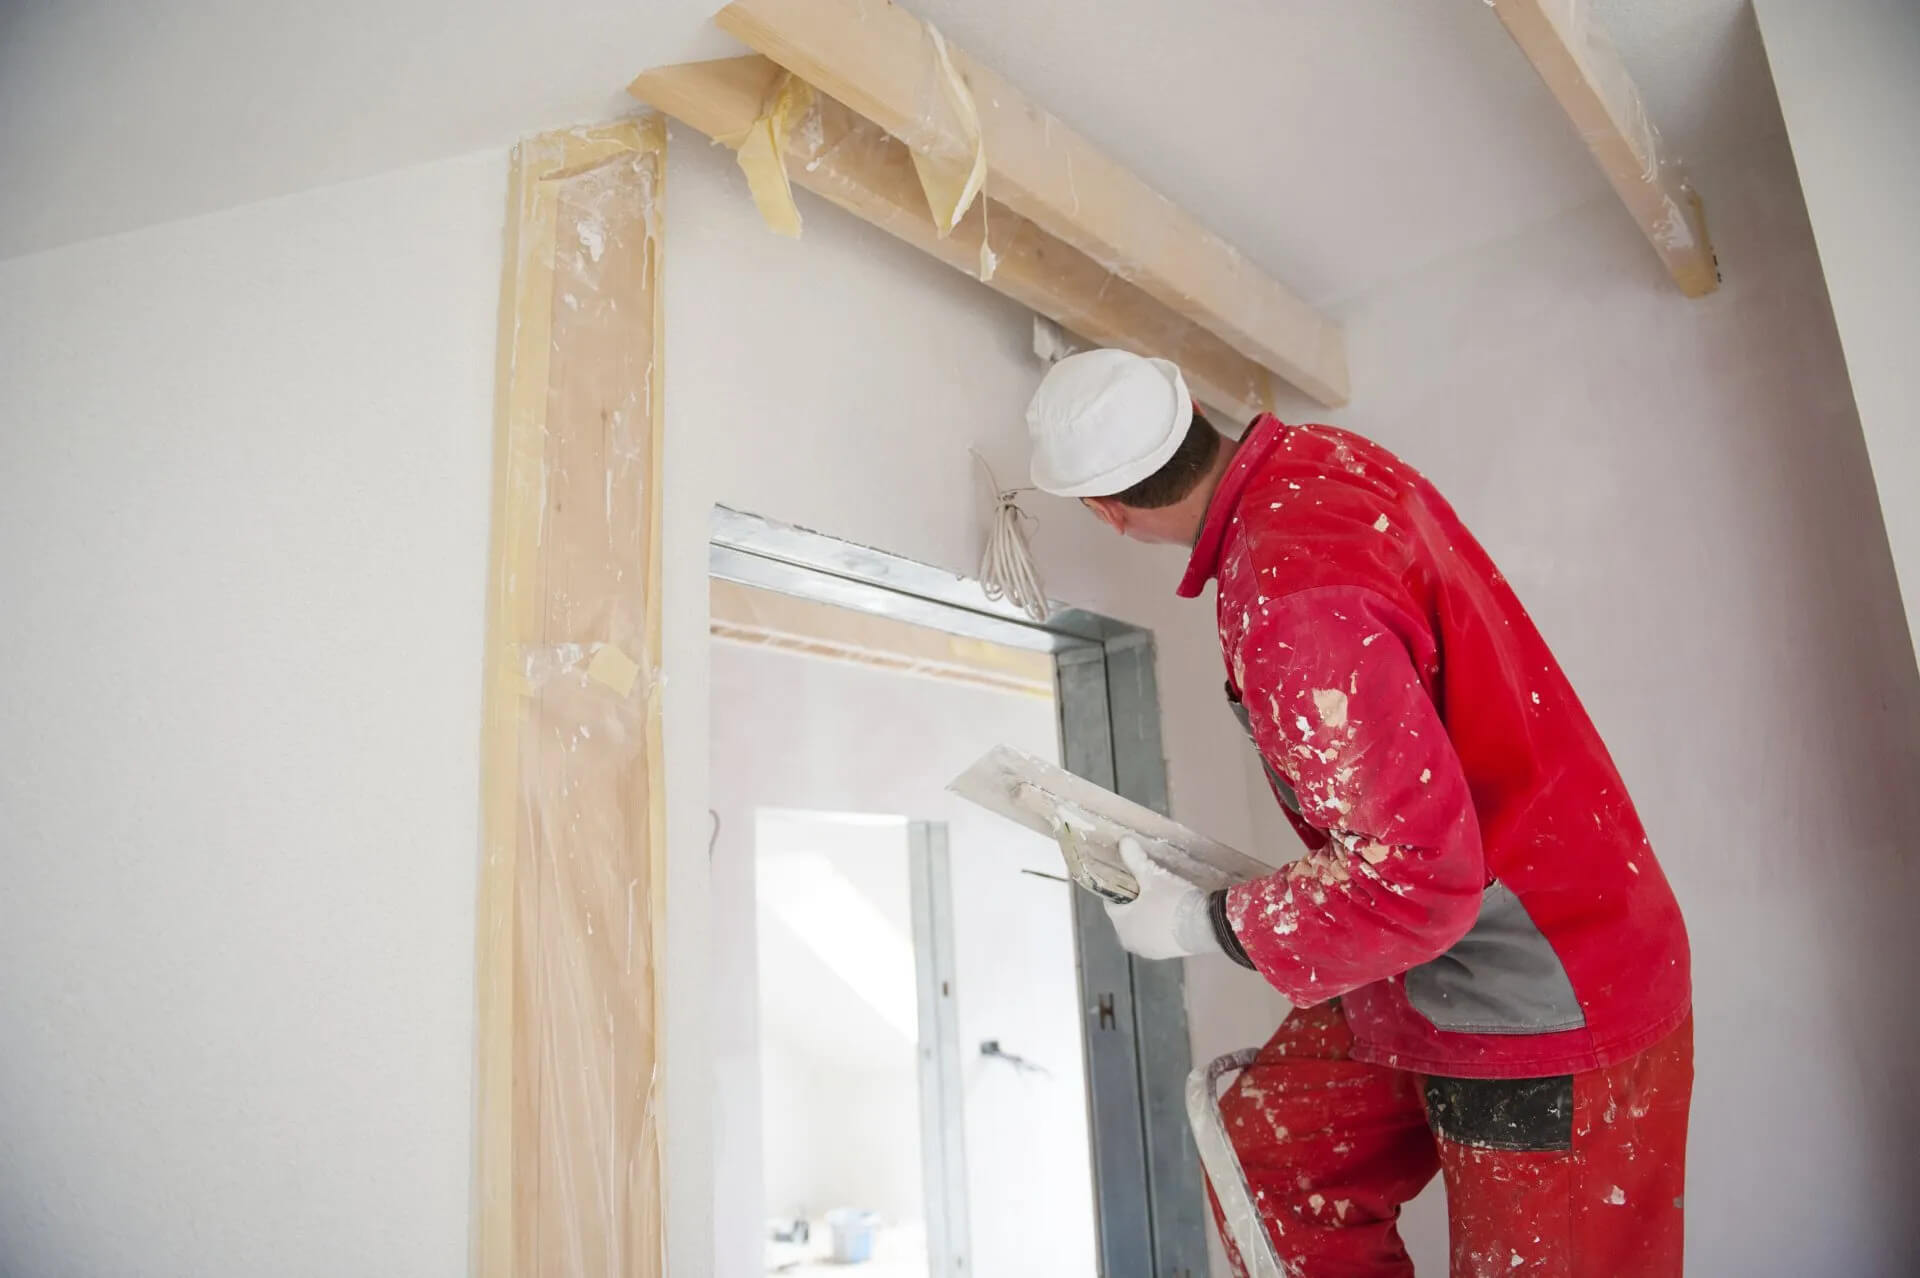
[475,118,667,1278]
[1537,0,1664,184]
[712,0,1350,406]
[628,56,1281,422]
[724,28,990,267]
[907,23,987,244]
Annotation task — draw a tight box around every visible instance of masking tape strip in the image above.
[586,643,644,698]
[911,23,987,239]
[727,72,813,237]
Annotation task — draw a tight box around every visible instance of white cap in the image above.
[1026,349,1193,498]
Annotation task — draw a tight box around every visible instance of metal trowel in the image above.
[947,745,1272,902]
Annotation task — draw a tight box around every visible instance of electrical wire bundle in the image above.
[972,450,1050,623]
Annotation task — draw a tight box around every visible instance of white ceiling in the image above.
[0,0,1780,305]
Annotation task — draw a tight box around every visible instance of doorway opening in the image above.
[707,508,1207,1278]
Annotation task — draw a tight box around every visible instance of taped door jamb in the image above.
[474,118,668,1278]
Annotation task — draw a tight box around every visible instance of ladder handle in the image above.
[1186,1049,1292,1278]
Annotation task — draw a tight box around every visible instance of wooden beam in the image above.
[629,56,1283,422]
[710,578,1054,699]
[706,1,1349,407]
[1491,0,1719,297]
[475,118,667,1278]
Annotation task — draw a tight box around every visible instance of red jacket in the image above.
[1184,416,1690,1078]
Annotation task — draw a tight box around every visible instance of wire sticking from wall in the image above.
[972,450,1050,623]
[979,1039,1052,1078]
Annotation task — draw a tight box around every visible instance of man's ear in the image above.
[1081,496,1128,535]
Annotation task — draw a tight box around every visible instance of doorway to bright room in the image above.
[708,577,1097,1277]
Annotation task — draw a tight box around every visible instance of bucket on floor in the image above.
[825,1209,879,1263]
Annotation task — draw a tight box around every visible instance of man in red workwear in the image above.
[1025,349,1692,1277]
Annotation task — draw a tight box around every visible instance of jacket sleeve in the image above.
[1223,585,1485,1006]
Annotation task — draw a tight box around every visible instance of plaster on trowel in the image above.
[947,745,1272,902]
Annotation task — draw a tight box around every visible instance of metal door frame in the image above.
[711,506,1208,1278]
[907,821,970,1278]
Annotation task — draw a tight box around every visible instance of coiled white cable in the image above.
[972,450,1050,623]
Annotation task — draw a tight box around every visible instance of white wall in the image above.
[756,1037,834,1220]
[708,638,1097,1277]
[0,154,503,1276]
[754,814,924,1227]
[1323,121,1920,1275]
[756,1034,928,1229]
[1755,0,1920,676]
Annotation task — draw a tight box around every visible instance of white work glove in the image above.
[1104,837,1222,961]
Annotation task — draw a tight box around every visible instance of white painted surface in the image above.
[1755,0,1920,675]
[2,0,1778,308]
[1322,125,1920,1276]
[0,0,728,262]
[0,153,503,1277]
[754,814,923,1229]
[709,640,1097,1278]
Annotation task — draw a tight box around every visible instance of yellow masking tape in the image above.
[586,644,643,698]
[728,73,813,237]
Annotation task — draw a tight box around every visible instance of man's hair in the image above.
[1109,409,1223,509]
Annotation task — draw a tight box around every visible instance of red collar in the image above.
[1176,415,1288,598]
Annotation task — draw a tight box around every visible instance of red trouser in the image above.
[1212,1002,1692,1277]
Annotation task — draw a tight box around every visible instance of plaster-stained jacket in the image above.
[1182,416,1690,1078]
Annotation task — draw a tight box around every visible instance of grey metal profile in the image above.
[1104,635,1211,1278]
[710,505,1128,654]
[909,822,971,1278]
[1057,645,1156,1278]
